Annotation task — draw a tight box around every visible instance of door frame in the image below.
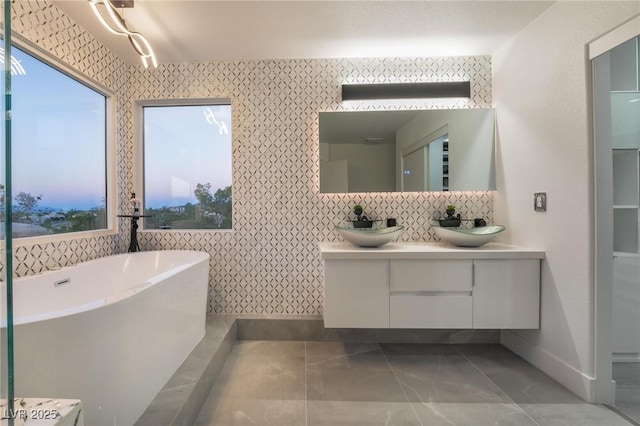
[590,14,640,404]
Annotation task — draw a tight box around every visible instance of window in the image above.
[141,101,232,230]
[3,41,109,238]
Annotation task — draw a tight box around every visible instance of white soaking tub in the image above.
[2,250,210,426]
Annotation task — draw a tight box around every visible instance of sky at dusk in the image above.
[4,42,232,212]
[144,104,232,209]
[10,42,106,211]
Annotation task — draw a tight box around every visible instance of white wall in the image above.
[493,1,640,401]
[396,109,495,191]
[327,143,396,192]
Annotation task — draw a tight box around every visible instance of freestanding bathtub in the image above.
[3,250,210,426]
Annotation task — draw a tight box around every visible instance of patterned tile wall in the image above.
[8,0,494,316]
[131,57,494,315]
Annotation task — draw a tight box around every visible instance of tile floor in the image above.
[195,341,632,426]
[613,362,640,424]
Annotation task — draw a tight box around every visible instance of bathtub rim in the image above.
[1,249,210,327]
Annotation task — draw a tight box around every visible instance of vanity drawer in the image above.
[390,260,472,292]
[390,294,473,328]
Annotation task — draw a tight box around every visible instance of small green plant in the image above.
[445,204,456,218]
[353,204,363,216]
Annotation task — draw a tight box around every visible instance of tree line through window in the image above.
[142,103,232,230]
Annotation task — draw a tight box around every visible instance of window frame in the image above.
[134,98,233,232]
[7,33,117,246]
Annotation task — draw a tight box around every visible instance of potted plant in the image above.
[353,204,363,221]
[352,204,373,228]
[446,204,456,218]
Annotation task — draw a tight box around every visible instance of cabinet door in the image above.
[472,259,540,329]
[324,260,389,328]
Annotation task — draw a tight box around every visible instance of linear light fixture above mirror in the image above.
[88,0,158,68]
[341,81,471,101]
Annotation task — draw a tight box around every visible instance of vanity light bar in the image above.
[341,81,471,101]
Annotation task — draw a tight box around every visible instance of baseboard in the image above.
[500,330,597,402]
[235,317,500,343]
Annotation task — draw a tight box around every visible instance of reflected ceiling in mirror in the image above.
[319,109,496,193]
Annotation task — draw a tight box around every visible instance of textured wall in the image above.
[8,0,495,316]
[131,57,494,314]
[493,1,640,400]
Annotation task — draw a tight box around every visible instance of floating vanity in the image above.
[319,242,545,329]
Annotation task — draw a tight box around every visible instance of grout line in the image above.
[452,345,541,426]
[379,342,425,426]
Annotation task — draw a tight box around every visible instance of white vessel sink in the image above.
[335,225,404,247]
[432,225,505,247]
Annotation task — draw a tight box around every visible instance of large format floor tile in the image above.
[195,340,306,426]
[455,344,584,404]
[195,340,633,426]
[413,402,538,426]
[306,341,408,402]
[211,340,306,400]
[307,401,421,426]
[195,397,305,426]
[381,343,511,404]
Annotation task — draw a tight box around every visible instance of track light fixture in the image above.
[88,0,158,68]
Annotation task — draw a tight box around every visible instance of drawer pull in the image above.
[390,291,472,297]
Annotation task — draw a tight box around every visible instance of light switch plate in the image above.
[534,192,546,212]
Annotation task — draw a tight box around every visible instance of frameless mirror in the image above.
[319,109,496,193]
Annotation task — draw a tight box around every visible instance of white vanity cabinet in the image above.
[319,242,544,329]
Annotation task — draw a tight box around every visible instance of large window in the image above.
[141,102,232,230]
[3,41,109,238]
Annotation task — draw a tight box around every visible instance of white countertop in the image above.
[319,241,545,260]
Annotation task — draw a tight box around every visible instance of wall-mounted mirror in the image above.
[319,109,496,193]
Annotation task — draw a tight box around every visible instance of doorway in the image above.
[592,16,640,422]
[401,127,449,192]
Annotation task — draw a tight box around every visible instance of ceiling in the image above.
[52,0,555,66]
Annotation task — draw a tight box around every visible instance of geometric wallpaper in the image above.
[8,0,493,315]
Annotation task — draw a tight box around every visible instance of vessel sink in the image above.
[432,225,505,247]
[335,225,404,247]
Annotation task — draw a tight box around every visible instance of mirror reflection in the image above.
[319,109,496,193]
